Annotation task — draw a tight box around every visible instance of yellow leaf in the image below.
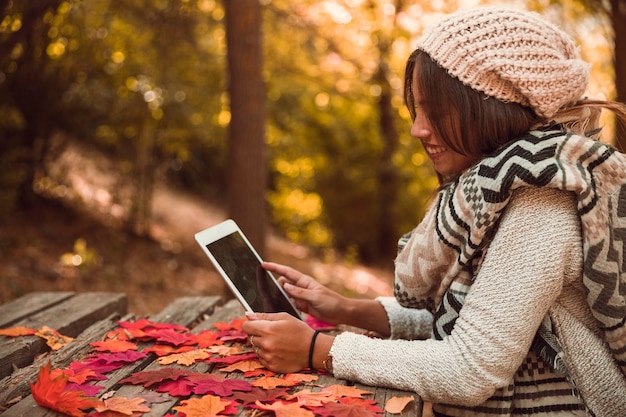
[35,326,73,351]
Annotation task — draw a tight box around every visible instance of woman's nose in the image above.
[411,113,430,139]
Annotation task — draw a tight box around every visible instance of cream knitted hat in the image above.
[416,7,590,118]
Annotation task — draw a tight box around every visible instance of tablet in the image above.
[194,219,301,319]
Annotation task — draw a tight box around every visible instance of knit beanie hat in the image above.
[415,7,590,118]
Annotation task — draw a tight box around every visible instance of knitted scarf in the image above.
[394,129,626,379]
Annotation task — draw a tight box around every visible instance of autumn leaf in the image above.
[230,387,290,406]
[119,367,189,388]
[212,317,246,331]
[36,325,74,350]
[144,344,195,357]
[31,361,103,417]
[304,315,336,331]
[173,394,233,417]
[284,388,334,407]
[151,328,192,346]
[87,350,148,366]
[284,373,319,383]
[314,400,381,417]
[188,329,223,348]
[338,397,384,413]
[209,352,257,365]
[207,345,243,356]
[255,400,315,417]
[243,368,276,378]
[321,384,373,398]
[157,348,210,366]
[251,375,301,389]
[118,318,188,332]
[188,374,253,396]
[94,396,151,415]
[155,377,196,397]
[0,326,37,337]
[90,339,138,353]
[220,359,264,373]
[384,396,414,414]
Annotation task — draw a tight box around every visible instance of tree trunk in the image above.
[374,61,400,263]
[223,0,267,256]
[611,0,626,151]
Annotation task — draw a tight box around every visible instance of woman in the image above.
[242,7,626,416]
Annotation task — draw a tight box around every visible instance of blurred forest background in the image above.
[1,0,624,314]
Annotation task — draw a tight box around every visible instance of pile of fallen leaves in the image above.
[1,318,414,416]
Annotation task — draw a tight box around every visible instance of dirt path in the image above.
[1,139,393,315]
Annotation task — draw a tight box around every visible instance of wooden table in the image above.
[0,292,422,416]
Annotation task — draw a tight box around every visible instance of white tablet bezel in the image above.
[194,219,301,319]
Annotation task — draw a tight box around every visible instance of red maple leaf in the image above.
[208,352,257,364]
[187,329,224,348]
[119,367,189,388]
[338,397,384,413]
[212,317,246,332]
[188,373,253,396]
[150,328,192,346]
[30,362,103,417]
[87,350,148,366]
[155,377,196,397]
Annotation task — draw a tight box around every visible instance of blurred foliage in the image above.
[0,0,618,264]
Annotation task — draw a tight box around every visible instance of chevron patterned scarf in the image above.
[394,129,626,376]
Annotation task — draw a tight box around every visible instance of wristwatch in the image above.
[322,354,333,374]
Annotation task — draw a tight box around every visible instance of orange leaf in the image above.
[90,339,138,353]
[95,397,151,415]
[220,359,264,373]
[251,375,300,389]
[320,384,373,399]
[208,345,243,356]
[255,400,315,417]
[30,362,103,417]
[284,388,334,407]
[35,326,74,351]
[157,348,210,366]
[173,394,231,417]
[0,326,37,337]
[384,396,414,414]
[285,373,319,383]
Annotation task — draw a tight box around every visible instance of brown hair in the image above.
[404,49,539,160]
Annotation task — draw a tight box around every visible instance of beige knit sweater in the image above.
[329,187,626,415]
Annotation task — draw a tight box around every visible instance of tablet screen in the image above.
[206,231,300,317]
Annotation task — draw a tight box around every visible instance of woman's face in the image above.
[410,68,476,179]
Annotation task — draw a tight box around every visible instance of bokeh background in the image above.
[1,0,623,314]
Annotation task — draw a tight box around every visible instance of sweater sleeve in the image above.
[329,187,582,406]
[376,296,433,340]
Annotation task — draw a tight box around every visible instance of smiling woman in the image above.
[239,6,626,417]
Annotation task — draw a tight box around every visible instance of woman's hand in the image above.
[242,312,334,373]
[263,261,347,325]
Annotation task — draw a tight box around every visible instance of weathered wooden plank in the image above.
[0,292,75,328]
[0,293,127,380]
[1,296,222,417]
[0,312,131,411]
